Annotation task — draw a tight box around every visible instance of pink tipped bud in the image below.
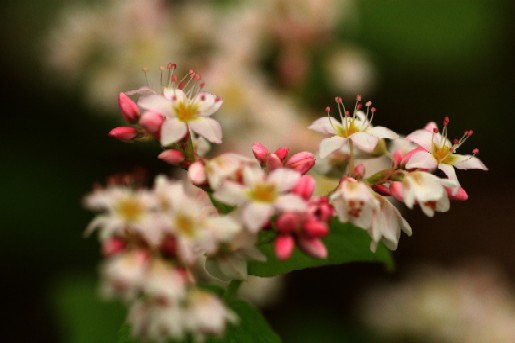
[298,237,327,259]
[389,181,404,201]
[356,94,362,101]
[139,111,164,134]
[276,213,299,234]
[275,235,295,260]
[158,149,185,164]
[102,237,126,256]
[266,154,283,170]
[188,162,207,185]
[286,152,315,174]
[292,175,315,200]
[303,220,329,238]
[274,147,290,161]
[472,148,479,155]
[108,126,138,142]
[118,93,140,124]
[447,187,468,201]
[325,106,331,112]
[252,142,269,161]
[353,163,366,179]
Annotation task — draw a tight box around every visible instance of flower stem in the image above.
[348,140,355,176]
[183,130,196,163]
[225,279,243,301]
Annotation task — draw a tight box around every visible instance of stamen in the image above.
[142,67,150,88]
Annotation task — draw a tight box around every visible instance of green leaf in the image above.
[118,299,281,343]
[247,219,394,277]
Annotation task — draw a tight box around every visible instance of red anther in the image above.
[200,94,206,101]
[453,138,459,145]
[171,74,178,82]
[215,96,222,102]
[199,82,205,88]
[167,63,176,70]
[194,73,201,81]
[356,103,363,110]
[443,116,450,126]
[371,107,377,113]
[160,66,165,71]
[365,101,372,107]
[335,96,343,103]
[325,106,331,112]
[142,67,149,73]
[449,147,455,153]
[171,95,177,101]
[472,148,479,155]
[178,81,186,90]
[466,130,474,137]
[433,127,439,133]
[356,94,362,101]
[344,110,350,117]
[188,69,194,75]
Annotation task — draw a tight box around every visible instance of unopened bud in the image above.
[274,235,295,260]
[118,93,140,124]
[108,126,138,142]
[139,111,164,134]
[274,147,290,161]
[292,175,315,200]
[158,149,185,164]
[252,142,269,162]
[188,162,207,185]
[353,163,366,179]
[285,152,315,174]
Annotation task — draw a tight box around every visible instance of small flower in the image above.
[406,118,487,181]
[138,69,223,146]
[309,97,398,158]
[213,168,306,232]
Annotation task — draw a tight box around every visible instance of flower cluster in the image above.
[85,65,487,342]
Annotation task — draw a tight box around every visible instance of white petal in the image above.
[163,88,187,102]
[438,164,458,180]
[406,151,438,170]
[319,136,347,158]
[193,92,223,117]
[242,203,274,232]
[406,129,433,151]
[453,155,488,170]
[275,195,307,212]
[160,118,188,146]
[268,169,301,192]
[138,95,172,116]
[367,126,399,139]
[308,117,340,134]
[242,167,265,186]
[350,132,379,152]
[213,182,248,205]
[189,117,223,143]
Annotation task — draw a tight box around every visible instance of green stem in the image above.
[225,280,243,301]
[184,130,196,163]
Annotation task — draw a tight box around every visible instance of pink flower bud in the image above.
[292,175,315,200]
[298,237,327,259]
[108,126,138,142]
[285,152,315,174]
[389,181,404,201]
[102,237,126,256]
[447,186,468,201]
[118,92,140,124]
[139,111,164,134]
[276,213,299,234]
[266,154,283,170]
[158,149,185,164]
[252,143,269,161]
[372,184,392,196]
[303,219,329,238]
[274,147,290,161]
[354,163,366,179]
[274,235,295,260]
[188,162,207,185]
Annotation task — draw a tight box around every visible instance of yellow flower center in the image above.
[175,102,199,122]
[432,144,456,164]
[117,198,144,222]
[175,214,196,237]
[336,120,361,138]
[248,183,277,203]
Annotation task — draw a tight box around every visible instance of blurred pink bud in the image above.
[267,154,283,170]
[188,162,207,185]
[389,181,404,201]
[285,152,315,174]
[276,213,298,234]
[275,235,295,260]
[447,187,468,201]
[118,92,140,124]
[354,163,366,179]
[158,149,185,164]
[298,238,327,259]
[108,127,138,142]
[372,184,392,196]
[252,143,269,161]
[102,237,126,256]
[303,220,328,238]
[139,111,164,134]
[274,147,290,161]
[292,175,315,200]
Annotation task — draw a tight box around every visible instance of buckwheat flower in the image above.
[84,186,156,241]
[202,153,260,190]
[138,69,223,146]
[406,118,487,181]
[330,177,379,230]
[143,259,188,302]
[309,97,398,158]
[390,171,459,217]
[213,168,306,232]
[185,290,237,342]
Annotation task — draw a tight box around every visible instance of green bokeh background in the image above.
[2,0,514,342]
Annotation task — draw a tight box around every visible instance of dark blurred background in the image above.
[2,0,514,342]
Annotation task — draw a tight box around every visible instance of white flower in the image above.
[309,99,398,158]
[138,87,223,146]
[406,121,487,181]
[213,168,306,232]
[204,153,260,190]
[143,259,187,302]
